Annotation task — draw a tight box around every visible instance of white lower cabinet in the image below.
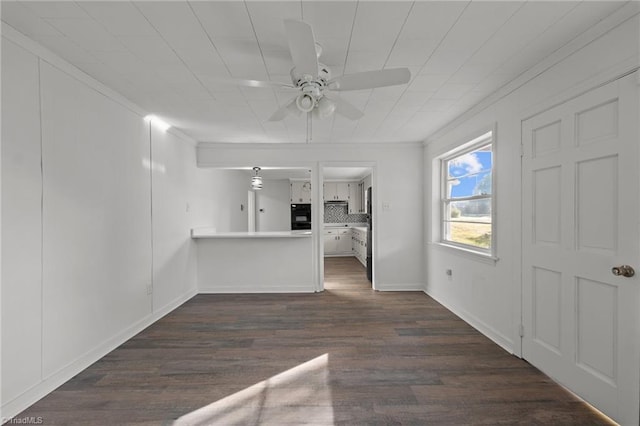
[324,227,367,263]
[323,231,338,254]
[351,228,367,266]
[324,228,352,256]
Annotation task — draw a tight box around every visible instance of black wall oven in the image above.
[291,204,311,230]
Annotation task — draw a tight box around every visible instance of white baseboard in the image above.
[199,284,315,293]
[375,282,425,291]
[1,289,197,421]
[424,289,514,355]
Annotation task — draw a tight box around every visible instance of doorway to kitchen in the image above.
[321,165,374,291]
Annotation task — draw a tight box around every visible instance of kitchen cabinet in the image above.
[348,182,363,214]
[324,228,352,256]
[291,180,312,203]
[337,229,352,253]
[351,227,367,266]
[323,232,336,254]
[323,182,350,201]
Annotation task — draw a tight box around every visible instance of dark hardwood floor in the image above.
[15,257,613,425]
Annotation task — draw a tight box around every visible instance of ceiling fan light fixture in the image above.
[296,93,315,113]
[316,97,336,119]
[251,167,263,190]
[243,19,409,127]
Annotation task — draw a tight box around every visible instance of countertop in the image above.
[324,223,367,228]
[323,224,368,233]
[191,228,312,239]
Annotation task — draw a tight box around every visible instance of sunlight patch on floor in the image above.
[173,354,333,426]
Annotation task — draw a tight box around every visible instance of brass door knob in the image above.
[612,265,635,277]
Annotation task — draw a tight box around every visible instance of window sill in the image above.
[429,242,499,265]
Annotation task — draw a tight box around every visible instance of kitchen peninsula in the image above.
[192,227,315,293]
[192,228,311,239]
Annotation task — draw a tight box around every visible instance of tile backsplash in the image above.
[324,203,368,223]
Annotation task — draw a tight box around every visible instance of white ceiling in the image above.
[1,1,629,144]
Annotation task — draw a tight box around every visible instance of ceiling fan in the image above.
[233,19,412,130]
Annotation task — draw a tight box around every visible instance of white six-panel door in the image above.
[522,74,639,425]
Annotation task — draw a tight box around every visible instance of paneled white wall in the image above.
[424,13,640,354]
[197,144,424,290]
[1,35,215,418]
[1,39,43,406]
[40,60,153,378]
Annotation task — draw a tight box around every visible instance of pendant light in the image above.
[251,167,263,190]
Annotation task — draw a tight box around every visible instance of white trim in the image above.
[198,285,315,294]
[198,141,424,149]
[319,161,376,292]
[313,163,323,292]
[196,141,423,161]
[247,191,256,233]
[424,289,514,355]
[438,129,496,257]
[375,282,425,292]
[430,242,499,265]
[0,289,197,420]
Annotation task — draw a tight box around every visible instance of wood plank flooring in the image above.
[15,257,613,425]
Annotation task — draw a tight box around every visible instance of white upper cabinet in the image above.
[323,182,350,201]
[291,180,312,203]
[348,182,362,214]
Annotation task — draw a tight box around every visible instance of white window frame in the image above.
[440,130,496,258]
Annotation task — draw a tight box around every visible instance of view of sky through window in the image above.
[442,140,493,252]
[447,145,492,199]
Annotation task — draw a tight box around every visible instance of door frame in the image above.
[317,161,377,291]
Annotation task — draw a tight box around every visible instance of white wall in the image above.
[206,169,249,233]
[1,38,43,410]
[424,11,640,354]
[151,127,218,311]
[1,31,215,418]
[197,143,424,291]
[256,179,290,232]
[39,58,153,379]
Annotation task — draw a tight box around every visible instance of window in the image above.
[441,131,494,255]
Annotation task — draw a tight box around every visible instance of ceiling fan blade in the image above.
[326,95,364,120]
[213,78,296,90]
[284,19,319,78]
[328,68,411,91]
[234,79,297,90]
[268,96,300,121]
